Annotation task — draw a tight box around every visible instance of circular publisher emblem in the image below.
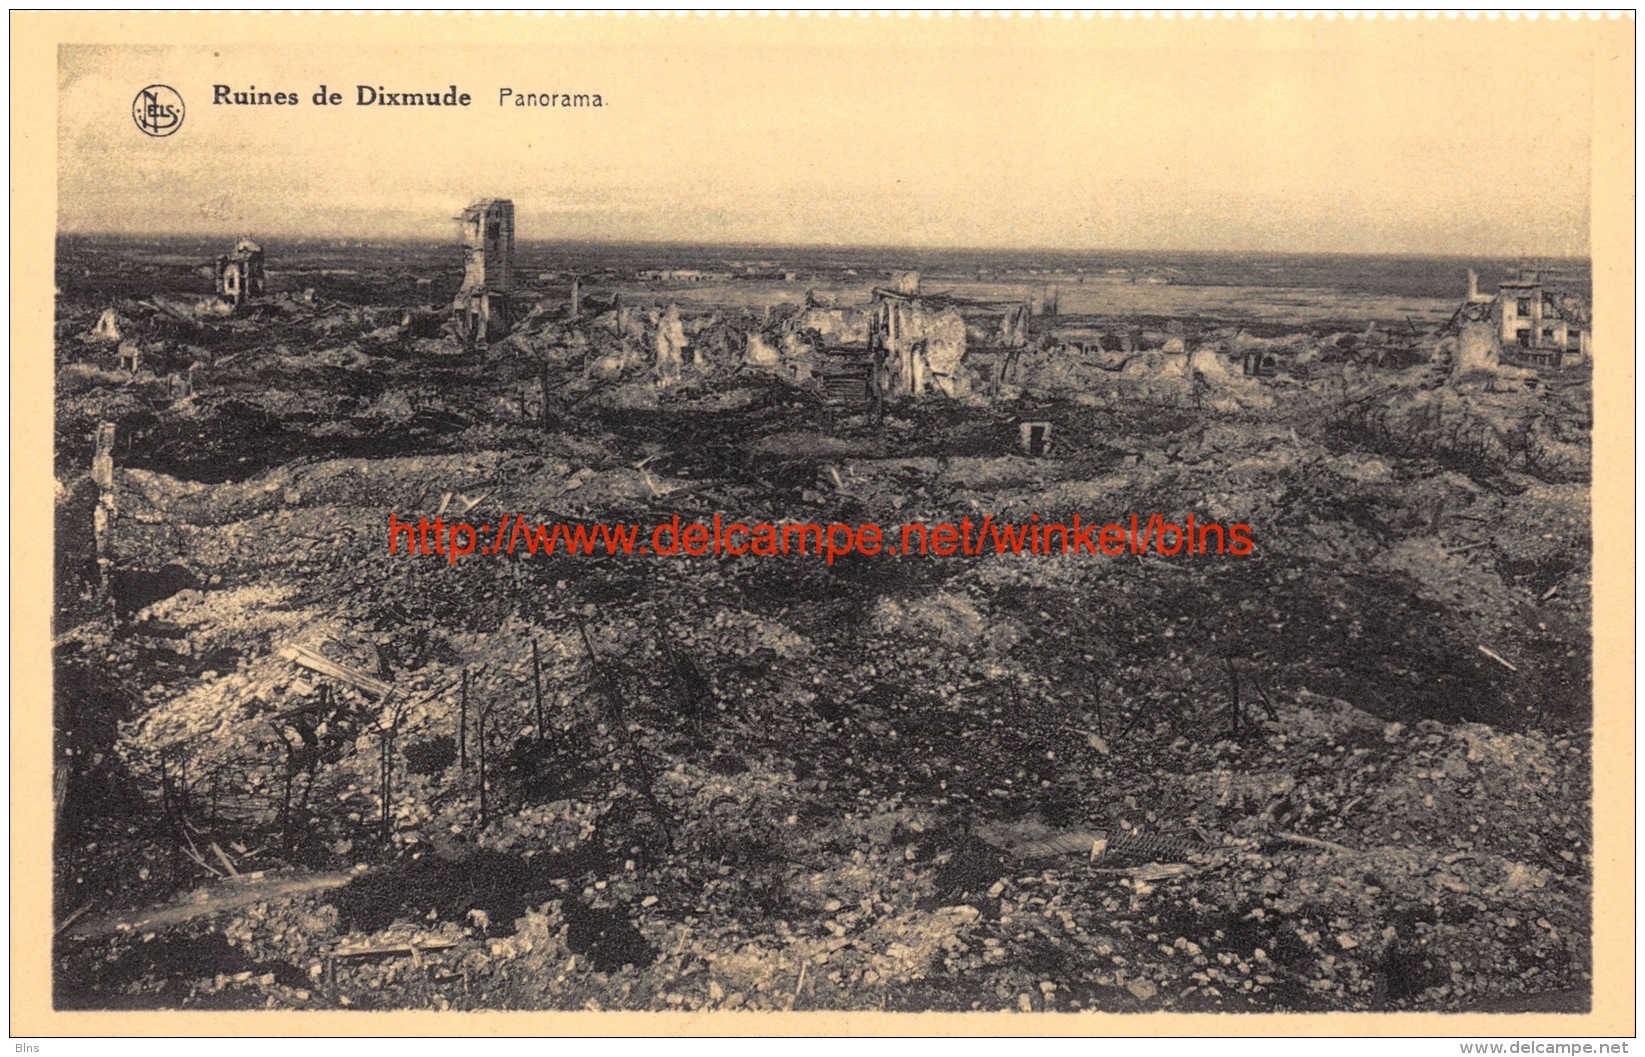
[132,85,185,137]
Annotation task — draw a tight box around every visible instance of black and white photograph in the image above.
[20,12,1633,1033]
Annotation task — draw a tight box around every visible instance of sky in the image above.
[56,21,1596,256]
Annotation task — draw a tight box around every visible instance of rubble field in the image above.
[53,239,1592,1014]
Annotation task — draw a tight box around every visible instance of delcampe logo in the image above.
[132,84,184,137]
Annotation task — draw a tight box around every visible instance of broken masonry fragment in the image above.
[655,302,686,387]
[1018,421,1052,457]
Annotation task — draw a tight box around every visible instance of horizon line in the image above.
[53,231,1591,263]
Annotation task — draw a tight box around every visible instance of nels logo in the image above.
[132,84,185,137]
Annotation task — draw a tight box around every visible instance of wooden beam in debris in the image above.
[63,870,362,940]
[279,644,392,698]
[1476,644,1518,673]
[330,940,457,960]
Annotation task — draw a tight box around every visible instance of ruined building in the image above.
[214,238,266,306]
[453,198,515,347]
[1455,266,1591,369]
[1493,266,1590,365]
[862,271,1045,400]
[867,273,969,398]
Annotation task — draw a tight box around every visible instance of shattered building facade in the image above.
[1455,266,1591,369]
[214,238,266,306]
[866,272,1039,400]
[868,283,970,398]
[453,198,516,347]
[1493,266,1590,365]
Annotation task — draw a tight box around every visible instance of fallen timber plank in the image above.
[62,870,362,940]
[279,644,391,698]
[331,940,457,960]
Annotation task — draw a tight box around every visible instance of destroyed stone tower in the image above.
[453,198,515,347]
[214,238,266,307]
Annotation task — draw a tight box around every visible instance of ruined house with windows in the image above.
[214,238,266,307]
[1457,265,1591,369]
[452,198,516,347]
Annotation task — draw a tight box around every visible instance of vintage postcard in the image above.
[11,11,1634,1039]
